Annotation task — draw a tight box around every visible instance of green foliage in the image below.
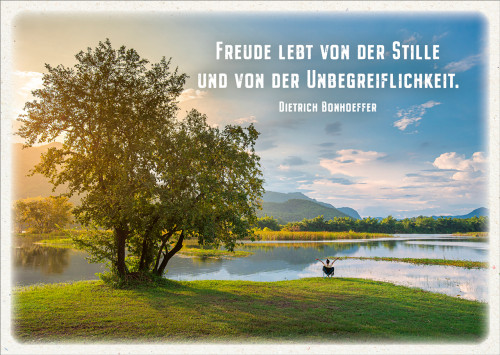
[13,196,73,233]
[17,39,264,278]
[256,215,281,231]
[71,229,116,267]
[279,214,488,234]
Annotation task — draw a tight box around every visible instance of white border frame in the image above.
[1,2,499,354]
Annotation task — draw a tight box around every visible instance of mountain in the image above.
[12,143,80,205]
[433,207,489,219]
[262,191,320,204]
[337,207,362,220]
[261,191,361,221]
[257,199,350,224]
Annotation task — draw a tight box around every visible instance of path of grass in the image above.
[13,278,486,343]
[336,256,487,269]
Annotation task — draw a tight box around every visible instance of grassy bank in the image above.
[337,257,487,269]
[178,248,252,259]
[13,278,486,343]
[255,230,393,241]
[452,232,488,237]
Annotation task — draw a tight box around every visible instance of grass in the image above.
[452,232,488,237]
[178,247,252,259]
[255,230,393,241]
[336,257,487,269]
[36,238,75,246]
[13,278,486,343]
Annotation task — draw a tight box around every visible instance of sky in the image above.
[9,12,488,218]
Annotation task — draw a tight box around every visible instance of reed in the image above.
[255,230,393,241]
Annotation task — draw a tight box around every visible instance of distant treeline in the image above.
[257,215,488,234]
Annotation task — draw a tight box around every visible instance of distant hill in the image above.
[433,207,489,219]
[12,143,81,205]
[337,207,361,220]
[261,191,361,221]
[257,199,350,224]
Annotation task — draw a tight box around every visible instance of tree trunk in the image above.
[138,237,149,271]
[139,215,160,271]
[156,230,184,276]
[153,230,174,272]
[115,225,128,277]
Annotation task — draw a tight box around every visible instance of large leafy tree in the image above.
[18,39,264,278]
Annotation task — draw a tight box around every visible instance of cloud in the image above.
[178,88,207,102]
[433,152,487,181]
[233,115,258,125]
[320,149,386,175]
[282,156,307,166]
[291,148,488,219]
[444,54,481,73]
[432,32,449,42]
[393,100,441,131]
[328,177,358,185]
[318,142,335,148]
[403,32,422,44]
[325,122,342,136]
[14,71,44,96]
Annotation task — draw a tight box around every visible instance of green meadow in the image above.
[13,278,486,343]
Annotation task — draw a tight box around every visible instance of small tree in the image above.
[257,215,281,231]
[13,196,73,233]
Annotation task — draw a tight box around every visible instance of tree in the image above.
[13,196,73,233]
[257,215,281,231]
[380,215,397,234]
[18,39,264,278]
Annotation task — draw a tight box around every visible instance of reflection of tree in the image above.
[14,245,70,274]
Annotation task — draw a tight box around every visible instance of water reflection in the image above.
[14,245,70,274]
[298,260,487,301]
[13,236,105,286]
[12,234,489,301]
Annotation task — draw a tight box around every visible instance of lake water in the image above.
[13,234,489,301]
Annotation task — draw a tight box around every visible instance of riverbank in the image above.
[13,278,486,343]
[337,256,487,269]
[452,232,488,237]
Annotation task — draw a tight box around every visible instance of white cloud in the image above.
[319,149,386,176]
[432,32,449,42]
[295,149,487,218]
[178,88,207,102]
[13,71,44,96]
[403,32,422,44]
[433,151,487,181]
[233,115,258,125]
[444,54,481,73]
[393,101,441,131]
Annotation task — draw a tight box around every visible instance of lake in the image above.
[13,234,488,301]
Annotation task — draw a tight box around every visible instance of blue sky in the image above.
[11,13,488,218]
